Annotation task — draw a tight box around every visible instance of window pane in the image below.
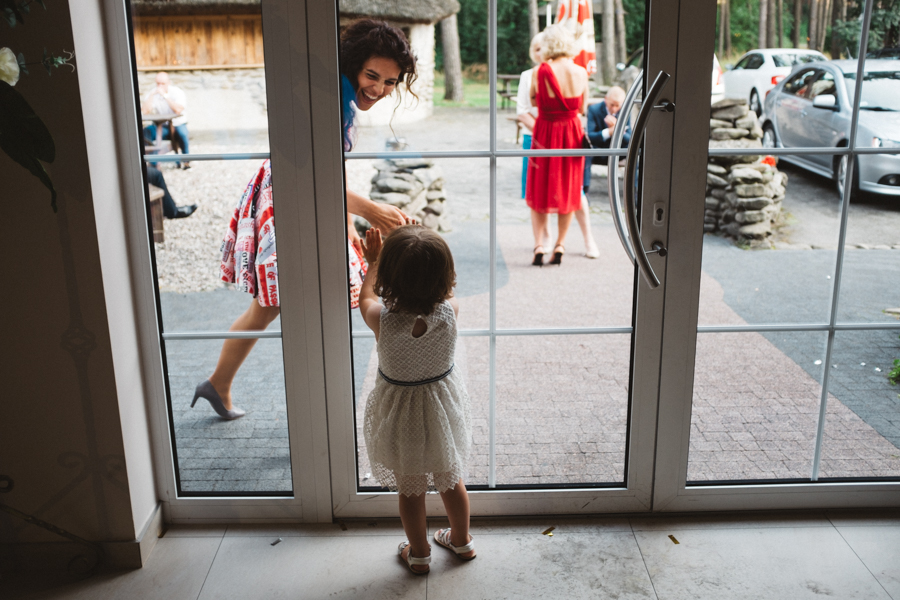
[168,338,291,495]
[688,331,827,483]
[818,329,900,479]
[494,334,630,486]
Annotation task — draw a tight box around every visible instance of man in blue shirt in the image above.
[584,86,631,194]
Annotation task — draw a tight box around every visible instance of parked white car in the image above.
[723,48,826,115]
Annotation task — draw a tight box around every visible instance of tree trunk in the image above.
[793,0,803,47]
[615,0,627,63]
[602,0,616,85]
[809,0,819,50]
[725,0,732,55]
[818,0,831,52]
[528,0,539,43]
[775,0,784,48]
[768,0,777,47]
[829,0,841,57]
[718,0,726,57]
[440,14,464,102]
[759,0,768,48]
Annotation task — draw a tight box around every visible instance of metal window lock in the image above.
[647,242,667,257]
[653,100,675,112]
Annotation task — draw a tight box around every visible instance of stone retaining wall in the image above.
[705,98,786,241]
[357,158,450,233]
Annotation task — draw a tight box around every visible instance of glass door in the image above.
[654,0,900,510]
[310,0,711,518]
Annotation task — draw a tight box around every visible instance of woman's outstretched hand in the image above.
[361,227,383,265]
[368,202,417,233]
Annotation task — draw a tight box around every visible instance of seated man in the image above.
[584,86,631,194]
[142,71,190,169]
[147,165,197,219]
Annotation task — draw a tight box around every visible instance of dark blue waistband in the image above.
[378,364,455,387]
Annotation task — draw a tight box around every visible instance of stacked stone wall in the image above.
[705,98,786,240]
[358,158,450,234]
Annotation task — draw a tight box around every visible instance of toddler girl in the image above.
[359,224,475,575]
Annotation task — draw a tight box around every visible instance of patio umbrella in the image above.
[555,0,597,76]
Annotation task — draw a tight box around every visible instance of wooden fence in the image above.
[133,15,264,70]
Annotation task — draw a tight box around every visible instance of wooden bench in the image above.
[497,74,519,110]
[148,184,165,243]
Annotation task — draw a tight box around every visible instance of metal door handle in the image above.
[607,72,643,264]
[624,70,671,289]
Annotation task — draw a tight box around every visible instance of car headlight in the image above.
[872,137,900,148]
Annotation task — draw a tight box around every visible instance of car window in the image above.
[734,55,753,70]
[772,53,825,67]
[783,69,818,96]
[807,72,837,100]
[844,70,900,111]
[746,54,765,69]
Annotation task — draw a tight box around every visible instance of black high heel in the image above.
[549,244,565,265]
[192,380,246,420]
[532,245,545,267]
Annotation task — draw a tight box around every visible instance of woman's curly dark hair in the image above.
[340,19,418,98]
[376,225,456,317]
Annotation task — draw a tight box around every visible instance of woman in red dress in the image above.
[525,24,589,266]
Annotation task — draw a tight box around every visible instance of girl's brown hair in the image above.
[340,19,418,98]
[375,225,456,316]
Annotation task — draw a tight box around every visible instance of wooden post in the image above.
[759,0,768,48]
[441,14,464,102]
[602,0,616,85]
[793,0,803,47]
[615,0,627,64]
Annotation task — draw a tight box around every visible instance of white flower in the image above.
[0,48,20,86]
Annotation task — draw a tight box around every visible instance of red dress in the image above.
[525,62,585,215]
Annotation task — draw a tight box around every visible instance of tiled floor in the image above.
[5,510,899,599]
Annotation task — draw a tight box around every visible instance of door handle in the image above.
[623,70,671,289]
[607,72,643,264]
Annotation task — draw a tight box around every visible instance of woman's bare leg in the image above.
[438,479,475,558]
[555,212,575,250]
[574,195,600,258]
[398,492,430,572]
[207,300,280,410]
[531,209,550,251]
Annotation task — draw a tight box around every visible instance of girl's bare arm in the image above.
[359,228,384,339]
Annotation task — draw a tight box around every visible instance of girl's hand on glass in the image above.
[361,228,383,265]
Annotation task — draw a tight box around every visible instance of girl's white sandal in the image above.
[433,528,476,561]
[398,541,431,575]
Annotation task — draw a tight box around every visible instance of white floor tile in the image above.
[836,525,900,599]
[426,531,656,600]
[164,524,226,538]
[827,508,900,528]
[7,537,221,600]
[635,526,891,600]
[428,516,631,535]
[197,536,426,600]
[224,519,406,538]
[629,510,830,531]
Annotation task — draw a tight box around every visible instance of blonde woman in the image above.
[526,24,589,266]
[516,32,544,200]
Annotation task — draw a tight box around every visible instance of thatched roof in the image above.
[339,0,459,24]
[132,0,460,21]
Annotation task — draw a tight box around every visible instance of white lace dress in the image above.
[363,301,471,496]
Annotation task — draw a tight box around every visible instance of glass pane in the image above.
[688,331,827,483]
[494,334,630,486]
[818,329,900,479]
[346,158,490,332]
[355,336,490,490]
[168,338,291,495]
[495,155,634,329]
[853,7,900,147]
[129,0,270,155]
[152,159,281,333]
[340,6,489,153]
[699,153,843,326]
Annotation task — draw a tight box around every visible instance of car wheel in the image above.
[750,89,762,116]
[762,124,777,149]
[835,154,859,200]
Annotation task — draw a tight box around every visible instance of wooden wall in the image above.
[133,15,264,70]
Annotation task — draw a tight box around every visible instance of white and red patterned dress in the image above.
[220,159,367,308]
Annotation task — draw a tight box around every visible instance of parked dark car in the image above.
[761,59,900,198]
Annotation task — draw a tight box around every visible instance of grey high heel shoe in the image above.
[191,380,246,420]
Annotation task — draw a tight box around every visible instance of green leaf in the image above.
[1,0,23,25]
[0,80,57,211]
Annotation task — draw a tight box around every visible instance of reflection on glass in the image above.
[129,0,270,155]
[494,334,630,486]
[168,338,291,495]
[818,330,900,479]
[849,60,900,198]
[688,332,827,483]
[699,154,842,326]
[496,157,633,330]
